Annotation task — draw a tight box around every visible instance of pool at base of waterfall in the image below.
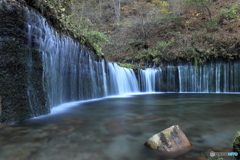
[0,93,239,160]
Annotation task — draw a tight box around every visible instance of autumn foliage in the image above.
[26,0,240,65]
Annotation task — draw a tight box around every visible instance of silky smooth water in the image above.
[0,93,239,160]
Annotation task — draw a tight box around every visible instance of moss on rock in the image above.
[233,135,240,160]
[0,1,49,123]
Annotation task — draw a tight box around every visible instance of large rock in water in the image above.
[144,125,192,157]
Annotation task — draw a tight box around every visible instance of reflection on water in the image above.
[0,93,239,160]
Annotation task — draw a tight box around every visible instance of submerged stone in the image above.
[144,125,192,157]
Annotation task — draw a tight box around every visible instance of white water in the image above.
[107,63,139,95]
[138,68,157,92]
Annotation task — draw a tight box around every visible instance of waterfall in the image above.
[137,60,240,93]
[107,63,139,95]
[20,4,240,111]
[26,24,34,116]
[25,6,142,109]
[26,6,103,107]
[3,1,240,122]
[138,68,157,92]
[177,61,240,92]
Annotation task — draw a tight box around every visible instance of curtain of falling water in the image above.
[25,6,142,109]
[177,60,240,92]
[138,60,240,93]
[25,5,240,113]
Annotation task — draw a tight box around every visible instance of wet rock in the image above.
[0,0,49,123]
[233,135,240,160]
[144,125,192,157]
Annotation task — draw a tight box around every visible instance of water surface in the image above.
[0,93,239,160]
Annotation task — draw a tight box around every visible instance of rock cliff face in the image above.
[0,1,49,123]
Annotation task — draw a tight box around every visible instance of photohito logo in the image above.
[210,151,216,157]
[210,151,238,157]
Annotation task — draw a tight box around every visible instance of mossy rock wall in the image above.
[0,1,49,123]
